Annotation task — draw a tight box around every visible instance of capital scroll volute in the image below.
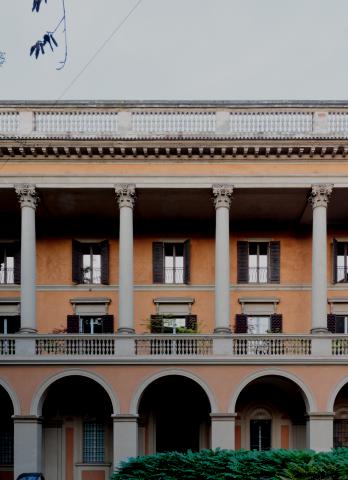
[115,184,136,208]
[309,184,333,209]
[15,184,39,209]
[212,184,234,209]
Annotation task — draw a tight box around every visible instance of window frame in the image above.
[333,239,348,283]
[83,421,105,464]
[72,240,109,285]
[237,240,280,284]
[153,240,190,284]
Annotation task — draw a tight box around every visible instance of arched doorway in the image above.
[41,375,113,480]
[235,375,307,451]
[0,386,14,479]
[333,383,348,447]
[138,375,211,455]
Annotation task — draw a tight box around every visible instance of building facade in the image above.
[1,101,348,479]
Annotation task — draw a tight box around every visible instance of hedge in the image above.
[111,448,348,480]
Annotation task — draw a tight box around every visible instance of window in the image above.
[150,315,197,333]
[67,315,114,334]
[83,422,105,463]
[153,241,190,284]
[0,242,20,285]
[0,427,13,464]
[0,316,20,334]
[235,314,282,334]
[247,316,270,334]
[250,420,271,451]
[334,420,348,448]
[327,314,348,333]
[334,240,348,283]
[72,240,109,285]
[237,241,280,284]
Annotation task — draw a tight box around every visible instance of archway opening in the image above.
[138,375,211,455]
[41,376,113,480]
[0,386,14,476]
[235,375,307,451]
[333,383,348,447]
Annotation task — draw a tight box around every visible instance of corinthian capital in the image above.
[15,184,39,209]
[115,184,136,208]
[309,184,333,209]
[212,184,234,209]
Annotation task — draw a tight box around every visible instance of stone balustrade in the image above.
[0,333,347,360]
[2,105,348,139]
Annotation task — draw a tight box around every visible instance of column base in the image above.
[117,328,135,335]
[310,327,328,334]
[214,327,231,334]
[19,327,37,334]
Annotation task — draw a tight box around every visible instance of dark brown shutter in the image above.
[333,239,338,284]
[183,240,190,284]
[327,314,336,333]
[13,241,21,285]
[8,316,20,334]
[235,314,248,333]
[100,240,109,285]
[72,240,83,284]
[67,315,80,333]
[270,314,283,333]
[150,315,163,333]
[102,315,114,333]
[237,241,249,283]
[269,241,280,283]
[185,315,197,331]
[153,242,164,283]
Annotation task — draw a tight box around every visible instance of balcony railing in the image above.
[164,267,184,284]
[248,267,268,283]
[0,333,347,360]
[0,268,14,284]
[3,105,348,139]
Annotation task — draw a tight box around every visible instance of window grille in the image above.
[83,422,104,463]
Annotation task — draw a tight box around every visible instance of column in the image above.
[213,185,233,334]
[309,184,333,333]
[211,413,236,450]
[13,415,42,478]
[112,414,138,469]
[115,184,136,334]
[15,184,39,333]
[306,412,334,451]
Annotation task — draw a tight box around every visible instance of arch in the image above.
[0,378,20,415]
[229,369,316,413]
[30,369,119,416]
[327,375,348,412]
[130,369,218,414]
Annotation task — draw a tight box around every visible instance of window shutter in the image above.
[235,314,248,333]
[185,315,197,331]
[100,240,109,285]
[72,240,83,284]
[183,240,190,284]
[67,315,80,333]
[327,314,336,333]
[237,241,249,283]
[270,314,283,333]
[102,315,114,333]
[153,242,164,283]
[269,241,280,283]
[13,241,21,285]
[333,239,338,284]
[150,315,163,333]
[7,315,20,334]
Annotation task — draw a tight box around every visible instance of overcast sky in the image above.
[1,0,348,101]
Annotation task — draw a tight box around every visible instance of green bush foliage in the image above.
[111,448,348,480]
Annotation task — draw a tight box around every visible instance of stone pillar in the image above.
[15,184,39,333]
[115,184,136,334]
[112,414,138,469]
[306,412,334,451]
[309,184,333,333]
[13,415,42,478]
[213,185,233,334]
[211,413,236,450]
